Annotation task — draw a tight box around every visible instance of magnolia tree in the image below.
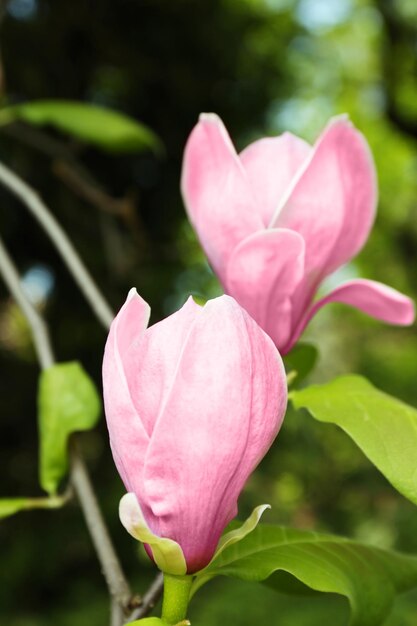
[1,101,417,626]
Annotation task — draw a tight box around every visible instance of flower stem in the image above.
[161,573,193,625]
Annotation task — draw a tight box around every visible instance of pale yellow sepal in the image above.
[209,503,270,564]
[119,492,187,575]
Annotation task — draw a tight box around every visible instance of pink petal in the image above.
[319,122,377,275]
[225,228,306,350]
[142,295,286,573]
[181,113,263,280]
[123,296,202,439]
[272,117,362,277]
[240,133,311,227]
[102,289,151,495]
[287,279,415,351]
[115,288,151,356]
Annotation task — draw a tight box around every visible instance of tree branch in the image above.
[70,440,135,610]
[0,160,114,328]
[0,235,55,368]
[0,157,162,622]
[3,122,147,248]
[0,234,134,623]
[111,600,126,626]
[126,573,164,622]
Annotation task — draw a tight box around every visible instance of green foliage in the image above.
[0,100,162,154]
[0,498,33,519]
[192,524,417,626]
[38,362,101,495]
[291,375,417,506]
[129,613,190,625]
[2,0,417,623]
[211,505,270,562]
[283,343,318,386]
[0,496,65,520]
[130,617,167,626]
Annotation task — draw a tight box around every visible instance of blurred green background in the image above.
[0,0,417,624]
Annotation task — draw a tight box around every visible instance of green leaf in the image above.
[291,375,417,506]
[0,495,67,520]
[283,343,318,386]
[38,361,101,495]
[192,524,417,626]
[0,100,162,154]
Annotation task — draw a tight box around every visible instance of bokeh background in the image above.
[1,0,417,624]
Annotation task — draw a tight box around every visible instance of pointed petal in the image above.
[240,133,311,226]
[123,296,201,437]
[313,279,415,324]
[320,123,377,274]
[181,113,263,280]
[115,288,151,356]
[272,117,366,277]
[102,290,151,494]
[225,229,305,350]
[119,493,187,575]
[143,296,286,573]
[288,279,415,351]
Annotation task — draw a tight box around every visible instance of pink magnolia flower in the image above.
[102,290,287,573]
[181,114,414,353]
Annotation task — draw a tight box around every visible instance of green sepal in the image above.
[119,493,187,576]
[207,504,270,567]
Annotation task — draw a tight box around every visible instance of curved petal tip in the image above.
[199,112,222,124]
[127,286,139,301]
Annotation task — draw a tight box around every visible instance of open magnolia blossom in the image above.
[181,114,415,353]
[102,290,287,574]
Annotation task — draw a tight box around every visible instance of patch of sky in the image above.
[7,0,38,20]
[319,263,360,296]
[269,96,334,138]
[296,0,352,31]
[22,264,54,307]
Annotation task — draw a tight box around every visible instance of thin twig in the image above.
[126,573,164,623]
[53,159,129,216]
[111,600,126,626]
[0,160,114,329]
[3,123,147,248]
[2,122,73,160]
[0,0,7,97]
[0,234,133,623]
[0,156,162,621]
[0,235,54,368]
[70,441,133,609]
[52,160,147,249]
